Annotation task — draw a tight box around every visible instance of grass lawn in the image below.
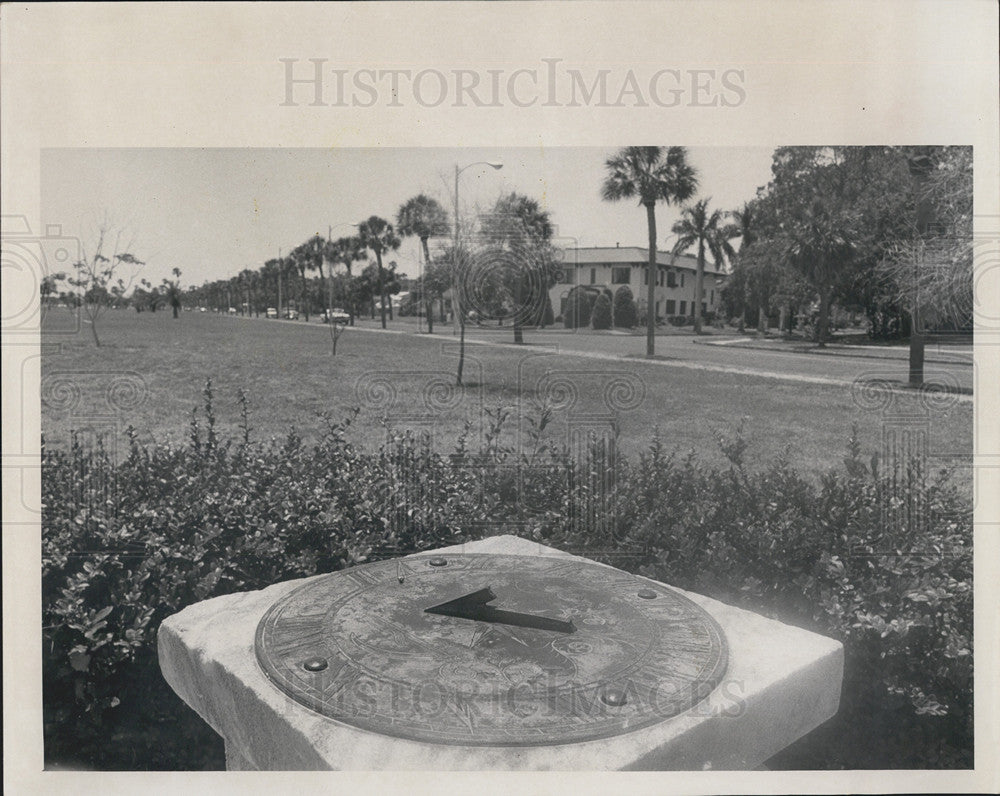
[40,310,972,483]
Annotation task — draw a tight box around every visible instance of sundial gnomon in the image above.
[255,553,728,746]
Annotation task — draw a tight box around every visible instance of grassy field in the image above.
[40,309,972,482]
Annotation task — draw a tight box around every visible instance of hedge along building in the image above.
[550,245,726,323]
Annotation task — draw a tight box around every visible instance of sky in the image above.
[41,147,776,288]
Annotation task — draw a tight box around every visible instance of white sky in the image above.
[41,147,775,287]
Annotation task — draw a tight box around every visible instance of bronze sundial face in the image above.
[255,553,728,746]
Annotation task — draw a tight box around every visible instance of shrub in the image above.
[591,293,612,330]
[536,293,554,327]
[612,286,638,328]
[42,386,972,770]
[563,287,593,329]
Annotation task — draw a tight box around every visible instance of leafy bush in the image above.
[536,293,554,327]
[563,287,593,328]
[612,286,638,328]
[42,386,972,770]
[591,293,613,330]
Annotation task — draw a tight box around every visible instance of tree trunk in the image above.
[645,202,657,357]
[513,277,524,344]
[457,316,466,386]
[172,305,179,319]
[816,286,831,346]
[905,147,935,385]
[694,239,705,334]
[757,306,766,334]
[909,308,925,386]
[420,239,434,334]
[779,304,789,337]
[376,251,387,329]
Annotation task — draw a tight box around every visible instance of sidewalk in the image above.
[694,335,973,366]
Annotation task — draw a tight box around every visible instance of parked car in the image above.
[284,308,299,320]
[265,307,278,319]
[199,307,207,313]
[228,307,237,315]
[322,308,350,324]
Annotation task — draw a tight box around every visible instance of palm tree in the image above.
[672,199,736,334]
[601,147,698,356]
[262,258,281,310]
[397,195,450,334]
[357,216,401,329]
[725,202,755,331]
[291,235,330,321]
[326,235,366,325]
[164,267,183,318]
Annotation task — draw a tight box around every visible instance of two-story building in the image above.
[549,245,726,322]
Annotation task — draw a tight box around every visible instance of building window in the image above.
[590,267,597,285]
[557,266,576,285]
[702,301,707,315]
[611,266,630,284]
[710,289,714,304]
[667,271,677,288]
[665,299,676,314]
[680,273,685,287]
[679,300,686,316]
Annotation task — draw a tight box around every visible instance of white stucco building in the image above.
[549,245,727,321]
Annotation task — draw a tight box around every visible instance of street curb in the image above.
[692,337,973,366]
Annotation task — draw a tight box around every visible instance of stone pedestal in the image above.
[157,535,843,770]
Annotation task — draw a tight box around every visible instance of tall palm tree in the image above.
[262,258,281,310]
[291,235,330,321]
[602,147,698,356]
[725,202,756,331]
[672,199,736,334]
[357,216,401,329]
[396,194,450,334]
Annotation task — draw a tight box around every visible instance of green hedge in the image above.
[613,285,638,329]
[591,293,613,330]
[42,385,972,769]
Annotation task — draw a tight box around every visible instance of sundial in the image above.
[255,553,729,747]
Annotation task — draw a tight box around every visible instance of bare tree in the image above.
[66,220,145,346]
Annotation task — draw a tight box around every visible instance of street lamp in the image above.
[453,160,503,335]
[452,160,503,386]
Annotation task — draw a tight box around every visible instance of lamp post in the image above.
[453,159,503,385]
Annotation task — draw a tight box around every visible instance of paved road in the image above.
[458,326,975,396]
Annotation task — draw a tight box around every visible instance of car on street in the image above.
[284,308,299,320]
[322,308,350,324]
[265,307,278,319]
